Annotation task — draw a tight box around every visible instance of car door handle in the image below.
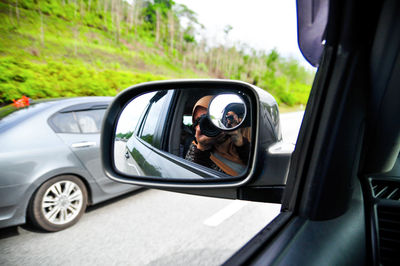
[71,142,97,148]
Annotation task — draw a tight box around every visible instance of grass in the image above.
[0,2,201,103]
[0,0,314,109]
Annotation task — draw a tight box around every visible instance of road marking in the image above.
[71,141,97,148]
[204,201,247,227]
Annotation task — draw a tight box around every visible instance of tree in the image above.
[168,9,174,51]
[115,0,121,44]
[155,8,161,42]
[15,0,20,25]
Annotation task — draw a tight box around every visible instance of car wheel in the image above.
[29,175,88,232]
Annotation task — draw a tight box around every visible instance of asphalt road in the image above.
[0,190,281,266]
[0,111,304,266]
[280,111,304,144]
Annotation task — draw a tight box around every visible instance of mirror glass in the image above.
[114,88,252,181]
[208,94,247,130]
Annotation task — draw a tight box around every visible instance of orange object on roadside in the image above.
[12,96,31,108]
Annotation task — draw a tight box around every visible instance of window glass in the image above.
[50,112,80,133]
[75,109,106,133]
[183,115,192,127]
[139,93,168,146]
[115,91,156,139]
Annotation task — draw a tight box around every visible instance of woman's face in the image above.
[226,111,240,128]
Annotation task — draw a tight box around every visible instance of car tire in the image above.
[29,175,88,232]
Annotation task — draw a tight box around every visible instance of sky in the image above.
[117,91,155,134]
[174,0,313,68]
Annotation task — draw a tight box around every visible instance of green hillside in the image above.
[0,0,315,107]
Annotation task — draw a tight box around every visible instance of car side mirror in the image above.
[101,80,292,203]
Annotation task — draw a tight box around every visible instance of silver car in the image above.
[0,97,139,231]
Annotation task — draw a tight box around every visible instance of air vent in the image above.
[371,180,400,200]
[377,206,400,265]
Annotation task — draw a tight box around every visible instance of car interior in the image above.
[360,1,400,263]
[366,154,400,264]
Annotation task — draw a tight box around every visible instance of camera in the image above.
[193,114,221,137]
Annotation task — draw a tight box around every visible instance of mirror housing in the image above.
[101,80,292,203]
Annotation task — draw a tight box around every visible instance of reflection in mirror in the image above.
[114,89,252,181]
[114,91,156,176]
[208,94,247,130]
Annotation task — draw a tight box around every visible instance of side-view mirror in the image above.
[101,80,293,203]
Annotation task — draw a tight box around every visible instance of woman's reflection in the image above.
[185,96,250,176]
[222,103,245,128]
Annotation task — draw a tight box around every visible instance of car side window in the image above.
[139,92,168,147]
[50,109,106,134]
[75,109,106,133]
[183,115,192,127]
[50,112,80,133]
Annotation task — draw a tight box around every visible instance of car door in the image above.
[50,103,137,195]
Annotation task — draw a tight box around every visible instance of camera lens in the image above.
[198,115,221,137]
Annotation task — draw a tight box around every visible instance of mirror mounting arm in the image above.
[238,186,284,203]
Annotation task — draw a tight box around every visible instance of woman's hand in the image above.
[227,129,244,147]
[195,125,217,151]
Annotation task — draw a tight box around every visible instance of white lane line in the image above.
[204,201,248,227]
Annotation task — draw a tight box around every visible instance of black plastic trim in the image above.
[223,212,294,266]
[238,186,284,203]
[59,102,110,113]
